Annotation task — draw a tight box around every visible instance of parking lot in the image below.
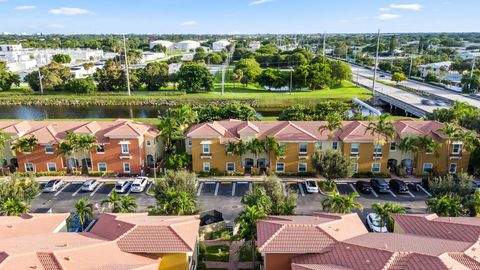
[30,180,156,213]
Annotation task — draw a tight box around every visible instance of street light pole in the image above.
[372,29,381,96]
[408,57,413,78]
[289,67,293,95]
[123,34,131,96]
[470,58,476,93]
[37,69,44,94]
[322,32,326,57]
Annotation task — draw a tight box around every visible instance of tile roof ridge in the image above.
[45,125,59,143]
[167,224,195,251]
[288,122,318,140]
[384,251,408,270]
[258,224,286,251]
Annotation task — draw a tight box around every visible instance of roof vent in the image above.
[29,266,38,269]
[345,246,350,250]
[117,223,122,227]
[6,225,12,228]
[365,259,371,264]
[64,256,71,261]
[384,244,388,249]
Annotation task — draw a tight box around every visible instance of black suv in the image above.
[356,180,372,194]
[389,179,409,194]
[370,178,390,193]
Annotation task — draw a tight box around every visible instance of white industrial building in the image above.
[142,52,166,62]
[212,40,231,51]
[417,61,452,78]
[176,40,201,52]
[149,40,175,50]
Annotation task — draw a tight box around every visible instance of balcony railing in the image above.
[350,152,360,159]
[298,152,309,159]
[373,152,383,159]
[450,152,462,159]
[200,153,212,159]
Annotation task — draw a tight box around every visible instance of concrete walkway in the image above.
[204,240,254,270]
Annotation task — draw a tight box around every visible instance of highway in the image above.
[351,65,480,108]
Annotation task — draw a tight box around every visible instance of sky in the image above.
[0,0,478,34]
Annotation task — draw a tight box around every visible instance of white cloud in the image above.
[15,5,35,10]
[49,7,94,15]
[48,24,65,28]
[389,3,423,11]
[249,0,275,6]
[376,13,402,20]
[179,20,198,26]
[379,7,391,11]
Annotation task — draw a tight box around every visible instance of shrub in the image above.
[352,172,391,178]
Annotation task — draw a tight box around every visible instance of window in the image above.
[47,163,56,172]
[374,144,382,154]
[123,163,131,173]
[25,163,34,172]
[187,140,192,147]
[423,163,433,173]
[449,163,457,174]
[203,162,210,172]
[352,163,358,173]
[316,142,323,151]
[298,163,307,172]
[203,144,210,154]
[45,144,54,154]
[276,162,285,172]
[452,143,462,154]
[98,162,107,172]
[146,140,151,146]
[332,142,338,150]
[371,163,381,173]
[390,142,397,151]
[299,143,308,154]
[351,143,360,154]
[226,162,235,172]
[96,145,105,154]
[121,144,129,154]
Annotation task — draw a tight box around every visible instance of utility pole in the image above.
[372,29,381,96]
[408,57,413,78]
[37,69,44,94]
[221,66,225,95]
[322,32,326,57]
[289,67,293,95]
[123,34,131,96]
[345,36,348,61]
[470,58,476,93]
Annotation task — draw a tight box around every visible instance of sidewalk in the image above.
[204,240,254,270]
[0,175,138,183]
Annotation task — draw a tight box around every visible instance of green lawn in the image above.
[204,245,230,262]
[239,245,261,262]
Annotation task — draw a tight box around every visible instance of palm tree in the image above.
[398,136,418,172]
[263,136,280,169]
[57,141,75,174]
[11,135,38,171]
[101,190,122,213]
[2,197,28,216]
[426,193,464,217]
[233,140,248,157]
[319,113,343,139]
[371,202,406,231]
[365,114,396,145]
[76,134,96,174]
[459,130,479,152]
[247,138,265,158]
[154,188,196,215]
[321,191,363,214]
[159,106,198,154]
[226,141,237,154]
[0,130,10,153]
[465,190,480,217]
[74,198,94,231]
[235,205,266,269]
[118,195,138,213]
[415,135,441,158]
[439,123,461,173]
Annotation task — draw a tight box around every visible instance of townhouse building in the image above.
[185,119,470,176]
[0,119,162,175]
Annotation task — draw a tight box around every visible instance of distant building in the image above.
[417,61,452,78]
[457,50,480,60]
[176,40,201,52]
[248,41,261,51]
[212,39,231,51]
[142,52,166,62]
[149,40,175,50]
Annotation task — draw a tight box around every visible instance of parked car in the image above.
[421,99,435,106]
[81,179,99,192]
[356,180,372,194]
[42,179,64,193]
[114,180,130,193]
[366,213,388,233]
[434,100,446,106]
[130,177,149,193]
[370,178,390,193]
[304,180,319,193]
[389,179,409,194]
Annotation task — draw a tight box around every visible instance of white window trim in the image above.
[146,140,151,146]
[371,163,381,173]
[45,144,54,155]
[123,162,131,173]
[202,144,210,154]
[332,142,338,150]
[25,162,35,172]
[299,143,308,154]
[452,143,462,154]
[373,144,383,154]
[423,163,433,173]
[187,139,192,147]
[96,145,105,154]
[98,162,107,172]
[47,163,57,172]
[449,163,457,174]
[203,162,211,172]
[226,162,235,172]
[390,142,397,152]
[350,143,360,154]
[121,144,129,154]
[276,162,285,172]
[352,163,359,173]
[298,163,307,173]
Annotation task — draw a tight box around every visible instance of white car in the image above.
[114,180,130,193]
[81,179,99,192]
[42,179,64,193]
[304,180,319,193]
[366,213,388,233]
[130,177,149,193]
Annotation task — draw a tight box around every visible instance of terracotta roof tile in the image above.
[448,253,480,270]
[387,252,449,270]
[117,225,192,253]
[37,252,63,270]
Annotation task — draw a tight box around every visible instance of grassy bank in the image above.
[0,81,371,108]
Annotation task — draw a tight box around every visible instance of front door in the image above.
[244,158,254,175]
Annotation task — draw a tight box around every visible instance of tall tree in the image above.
[118,195,138,213]
[76,134,96,175]
[11,135,38,168]
[247,138,265,158]
[235,205,266,269]
[321,191,363,213]
[57,140,75,174]
[176,63,214,93]
[0,61,20,92]
[365,113,396,145]
[439,122,461,173]
[141,62,169,91]
[263,136,282,169]
[318,113,343,139]
[234,58,262,86]
[74,198,94,231]
[101,190,122,212]
[426,193,464,217]
[312,149,353,183]
[371,203,405,231]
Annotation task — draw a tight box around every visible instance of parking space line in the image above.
[90,183,104,197]
[417,184,432,196]
[282,183,287,196]
[249,183,252,191]
[371,189,379,198]
[232,183,236,196]
[406,191,415,198]
[126,185,133,196]
[388,190,397,198]
[298,183,305,197]
[349,183,358,194]
[72,185,83,197]
[54,183,70,197]
[197,183,203,196]
[214,183,219,196]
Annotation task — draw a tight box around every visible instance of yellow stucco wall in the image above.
[159,253,189,270]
